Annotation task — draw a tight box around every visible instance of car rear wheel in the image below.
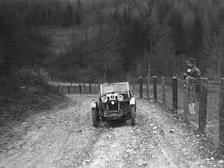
[92,108,99,127]
[131,105,136,126]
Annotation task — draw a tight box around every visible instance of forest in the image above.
[0,0,224,83]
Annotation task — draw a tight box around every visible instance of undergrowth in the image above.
[0,67,67,126]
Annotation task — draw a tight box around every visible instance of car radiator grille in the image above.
[107,102,118,111]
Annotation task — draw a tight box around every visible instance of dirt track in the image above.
[0,95,223,168]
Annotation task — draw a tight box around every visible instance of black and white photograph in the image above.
[1,0,224,167]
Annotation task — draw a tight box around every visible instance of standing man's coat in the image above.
[183,58,201,114]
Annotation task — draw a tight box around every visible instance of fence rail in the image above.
[49,81,100,94]
[49,77,224,154]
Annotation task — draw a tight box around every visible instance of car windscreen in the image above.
[101,83,128,95]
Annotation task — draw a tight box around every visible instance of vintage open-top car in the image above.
[90,82,136,127]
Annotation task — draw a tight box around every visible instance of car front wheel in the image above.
[92,108,99,127]
[131,105,136,126]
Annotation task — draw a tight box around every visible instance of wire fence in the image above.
[134,76,224,154]
[206,81,220,148]
[48,81,100,94]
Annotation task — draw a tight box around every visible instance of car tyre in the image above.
[131,105,136,126]
[92,108,99,127]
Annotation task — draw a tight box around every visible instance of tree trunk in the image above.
[219,53,221,80]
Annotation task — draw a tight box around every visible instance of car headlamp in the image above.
[101,96,108,103]
[117,95,124,102]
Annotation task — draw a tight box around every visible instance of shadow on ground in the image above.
[100,119,129,128]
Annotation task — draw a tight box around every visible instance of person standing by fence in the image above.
[183,58,201,114]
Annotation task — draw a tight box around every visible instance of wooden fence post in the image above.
[93,84,95,94]
[57,82,60,93]
[68,85,70,94]
[83,83,86,93]
[219,78,224,154]
[79,84,82,94]
[95,84,98,94]
[199,78,208,134]
[85,83,87,93]
[153,76,157,101]
[139,76,143,99]
[172,76,178,111]
[146,77,150,100]
[162,76,166,104]
[89,83,92,94]
[98,84,100,93]
[132,82,136,96]
[184,77,190,121]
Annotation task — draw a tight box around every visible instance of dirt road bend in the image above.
[0,95,223,168]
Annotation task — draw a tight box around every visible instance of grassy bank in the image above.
[0,74,68,127]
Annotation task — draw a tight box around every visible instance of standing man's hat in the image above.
[186,58,196,64]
